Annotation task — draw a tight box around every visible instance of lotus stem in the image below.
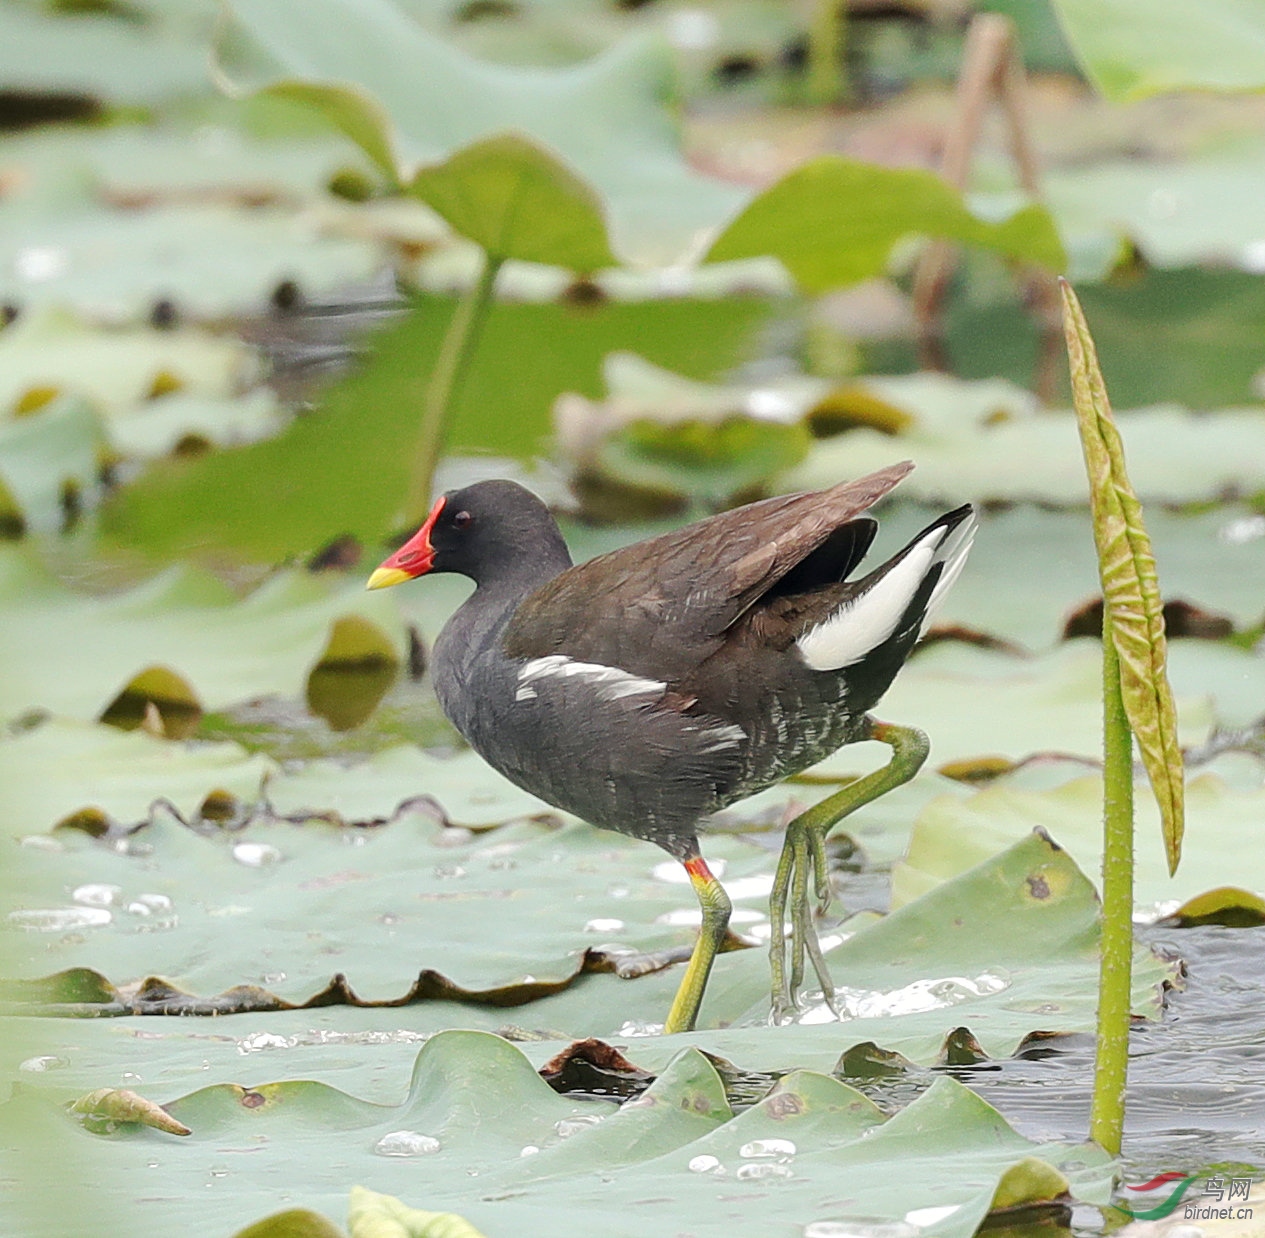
[1090,607,1134,1156]
[806,0,847,107]
[405,254,505,526]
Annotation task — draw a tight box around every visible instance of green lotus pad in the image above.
[0,761,782,1004]
[872,500,1265,650]
[224,0,743,267]
[0,308,261,423]
[0,554,404,724]
[0,197,387,325]
[0,395,103,535]
[1,718,276,831]
[618,830,1174,1072]
[0,5,210,109]
[779,373,1265,505]
[224,0,1062,276]
[1053,0,1265,100]
[1046,140,1265,277]
[810,638,1264,776]
[1,797,1172,1054]
[894,769,1265,922]
[10,1030,1112,1238]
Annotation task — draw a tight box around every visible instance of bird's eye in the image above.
[453,510,474,530]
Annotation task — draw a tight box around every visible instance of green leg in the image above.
[663,853,732,1034]
[769,718,930,1024]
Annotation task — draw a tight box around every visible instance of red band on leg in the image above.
[683,855,714,882]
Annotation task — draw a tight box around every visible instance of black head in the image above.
[367,480,572,589]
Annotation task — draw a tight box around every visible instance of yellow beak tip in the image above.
[365,567,412,591]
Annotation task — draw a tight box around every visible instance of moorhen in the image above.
[367,462,975,1031]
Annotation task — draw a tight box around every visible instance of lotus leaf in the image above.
[1045,141,1265,275]
[103,295,770,558]
[5,1029,1113,1237]
[781,374,1265,505]
[224,0,743,266]
[0,718,276,829]
[0,555,403,724]
[0,809,1172,1055]
[895,769,1265,919]
[0,200,385,322]
[0,5,209,108]
[1053,0,1265,100]
[869,502,1265,650]
[0,308,258,419]
[0,396,103,534]
[704,156,1066,291]
[817,638,1265,773]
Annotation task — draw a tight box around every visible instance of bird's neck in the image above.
[441,533,573,660]
[472,526,573,605]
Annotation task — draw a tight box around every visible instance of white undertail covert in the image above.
[796,510,977,672]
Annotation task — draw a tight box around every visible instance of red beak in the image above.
[366,496,446,590]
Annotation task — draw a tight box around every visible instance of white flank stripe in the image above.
[796,508,976,673]
[515,655,665,704]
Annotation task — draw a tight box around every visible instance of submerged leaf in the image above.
[1060,279,1185,873]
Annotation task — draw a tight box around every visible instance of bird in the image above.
[367,462,975,1032]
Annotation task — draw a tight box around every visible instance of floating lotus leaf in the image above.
[821,638,1265,773]
[1052,0,1265,100]
[5,1030,1112,1238]
[0,555,404,724]
[224,0,743,267]
[894,768,1265,920]
[0,395,103,534]
[105,389,285,459]
[554,350,842,452]
[0,719,276,831]
[1045,141,1265,277]
[0,804,1173,1056]
[0,199,385,323]
[0,308,259,421]
[0,777,780,1003]
[780,374,1265,505]
[0,5,210,108]
[869,502,1265,651]
[265,746,552,829]
[4,122,378,211]
[104,295,770,559]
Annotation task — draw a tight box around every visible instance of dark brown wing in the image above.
[503,461,913,682]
